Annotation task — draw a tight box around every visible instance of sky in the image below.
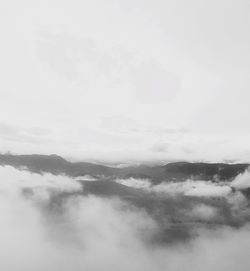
[1,0,250,163]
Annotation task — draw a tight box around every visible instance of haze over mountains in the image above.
[1,153,250,241]
[0,153,248,182]
[1,0,250,269]
[0,153,250,270]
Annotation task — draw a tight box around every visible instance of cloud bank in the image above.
[0,165,249,270]
[231,168,250,189]
[116,177,232,198]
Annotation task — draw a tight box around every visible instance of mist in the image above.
[0,0,250,269]
[0,165,249,270]
[231,168,250,189]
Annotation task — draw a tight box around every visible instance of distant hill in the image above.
[0,154,114,177]
[162,162,249,181]
[0,153,248,183]
[2,153,249,244]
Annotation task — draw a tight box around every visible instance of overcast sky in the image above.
[0,0,250,163]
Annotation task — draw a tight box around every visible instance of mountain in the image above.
[0,154,114,177]
[162,162,249,181]
[0,153,248,182]
[2,153,250,244]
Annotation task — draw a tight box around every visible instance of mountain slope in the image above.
[0,153,248,182]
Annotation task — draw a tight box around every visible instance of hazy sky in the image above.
[1,0,250,163]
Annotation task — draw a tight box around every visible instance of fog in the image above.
[0,0,249,269]
[0,165,249,270]
[231,168,250,189]
[116,177,232,197]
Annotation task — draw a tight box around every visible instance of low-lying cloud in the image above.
[231,168,250,189]
[0,165,250,271]
[115,177,232,198]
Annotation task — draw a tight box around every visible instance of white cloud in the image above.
[231,169,250,189]
[127,179,232,198]
[116,177,152,189]
[0,166,82,201]
[0,165,249,270]
[183,181,232,198]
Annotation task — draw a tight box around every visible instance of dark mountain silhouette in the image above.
[0,154,114,176]
[162,162,249,181]
[0,153,248,182]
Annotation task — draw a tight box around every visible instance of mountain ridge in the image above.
[0,153,248,182]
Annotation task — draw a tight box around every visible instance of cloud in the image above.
[231,168,250,189]
[183,181,232,198]
[116,177,232,198]
[0,165,81,193]
[116,177,152,189]
[189,204,218,221]
[0,165,250,270]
